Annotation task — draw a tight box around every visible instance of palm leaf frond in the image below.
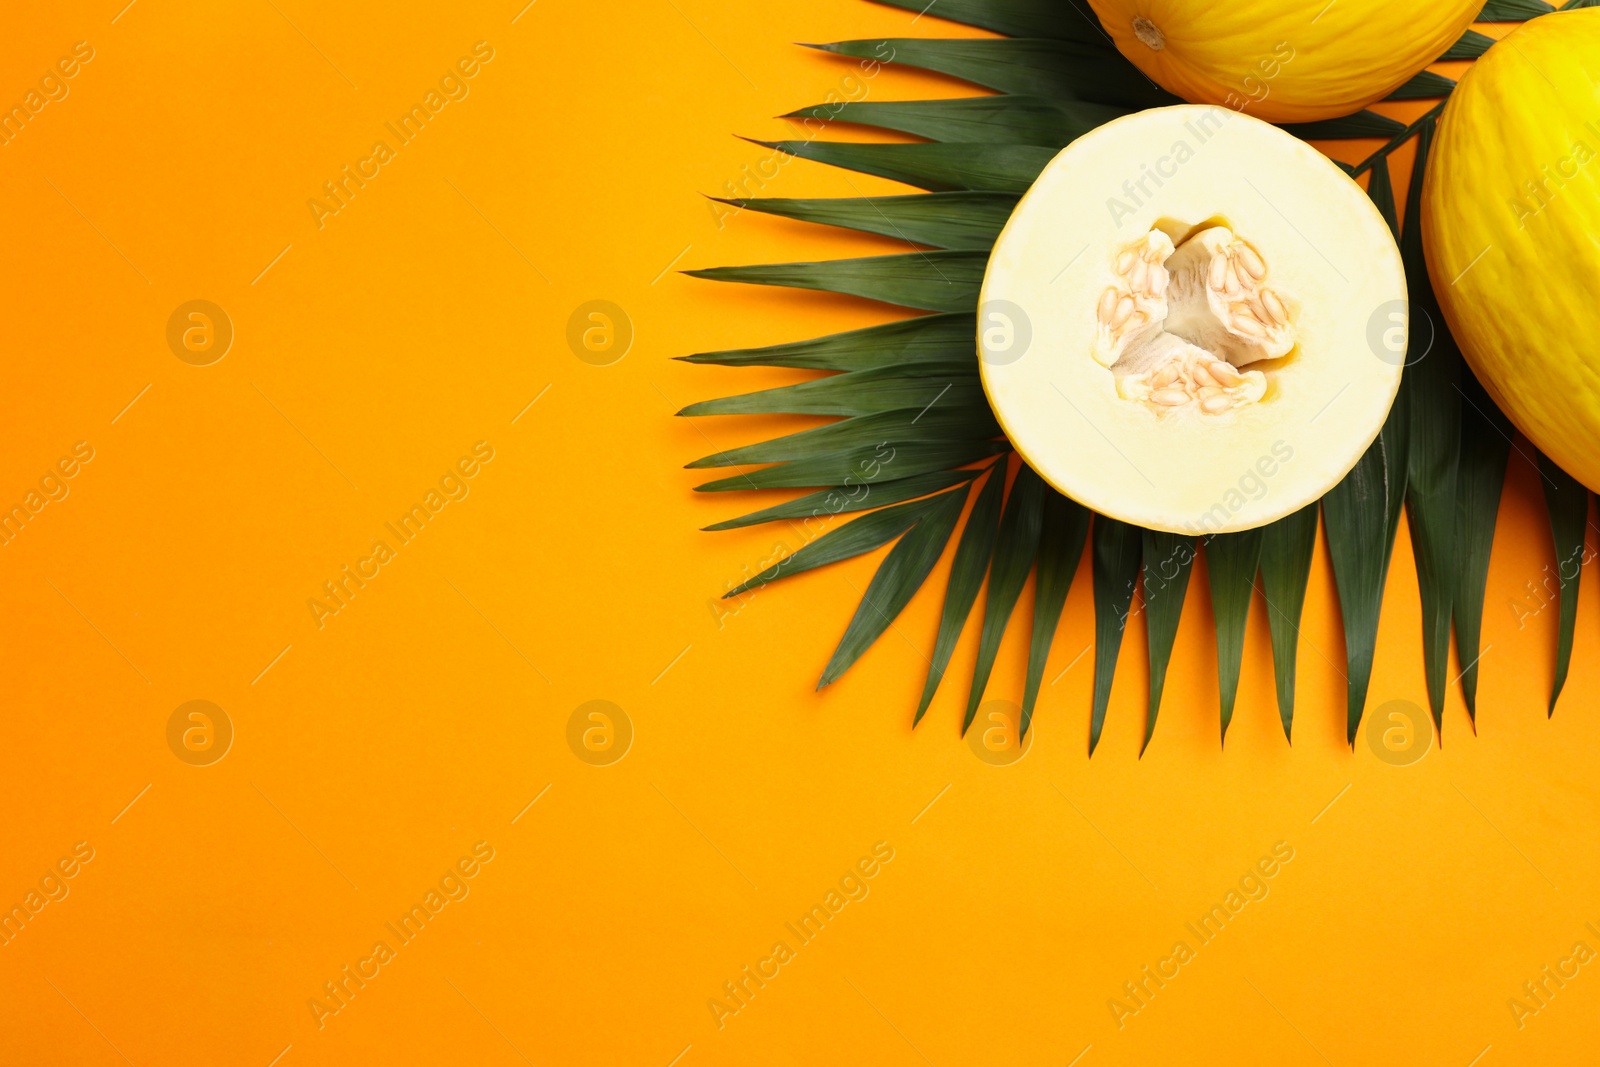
[1259,504,1320,740]
[1279,111,1406,141]
[1021,489,1090,737]
[1367,158,1412,590]
[1538,454,1588,714]
[865,0,1111,41]
[1090,516,1141,754]
[715,192,1018,251]
[915,459,1008,724]
[1207,529,1264,742]
[693,439,1008,493]
[688,406,999,469]
[726,491,953,597]
[1440,29,1496,60]
[704,469,980,532]
[1324,441,1392,745]
[964,464,1046,731]
[1385,70,1456,100]
[819,485,971,686]
[1479,0,1553,18]
[747,138,1053,192]
[679,312,975,373]
[1141,529,1195,753]
[680,365,982,419]
[686,250,987,312]
[1452,370,1512,719]
[806,38,1176,107]
[785,96,1124,147]
[1400,118,1461,728]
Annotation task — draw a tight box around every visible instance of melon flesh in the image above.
[979,106,1405,535]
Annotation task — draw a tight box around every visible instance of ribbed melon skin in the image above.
[1424,10,1600,489]
[1088,0,1481,123]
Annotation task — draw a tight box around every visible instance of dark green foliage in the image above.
[680,0,1544,742]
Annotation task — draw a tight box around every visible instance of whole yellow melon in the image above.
[1424,10,1600,489]
[1086,0,1481,123]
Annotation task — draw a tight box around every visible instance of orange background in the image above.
[2,2,1597,1065]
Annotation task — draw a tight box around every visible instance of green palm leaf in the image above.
[865,0,1111,41]
[1021,489,1090,738]
[1366,157,1412,575]
[1207,529,1264,743]
[915,459,1008,725]
[963,465,1046,732]
[693,439,1008,493]
[1385,70,1456,100]
[786,96,1126,146]
[1316,154,1408,745]
[1452,369,1512,719]
[1324,441,1392,745]
[1479,0,1553,17]
[749,138,1053,193]
[679,312,975,373]
[1259,504,1320,740]
[806,38,1176,107]
[726,491,955,597]
[1400,118,1461,728]
[1538,453,1588,714]
[687,406,999,468]
[1440,29,1496,60]
[1382,375,1412,577]
[716,192,1018,251]
[680,364,983,418]
[1368,149,1399,231]
[1141,529,1195,753]
[704,469,979,531]
[1090,516,1141,755]
[686,251,987,312]
[1279,111,1406,140]
[819,485,970,687]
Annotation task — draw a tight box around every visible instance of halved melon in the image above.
[979,106,1405,534]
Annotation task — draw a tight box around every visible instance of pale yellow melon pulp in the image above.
[1423,10,1600,491]
[1087,0,1481,123]
[979,106,1405,535]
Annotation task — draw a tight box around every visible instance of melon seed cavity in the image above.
[1093,226,1293,416]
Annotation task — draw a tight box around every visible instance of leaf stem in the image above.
[1349,100,1448,178]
